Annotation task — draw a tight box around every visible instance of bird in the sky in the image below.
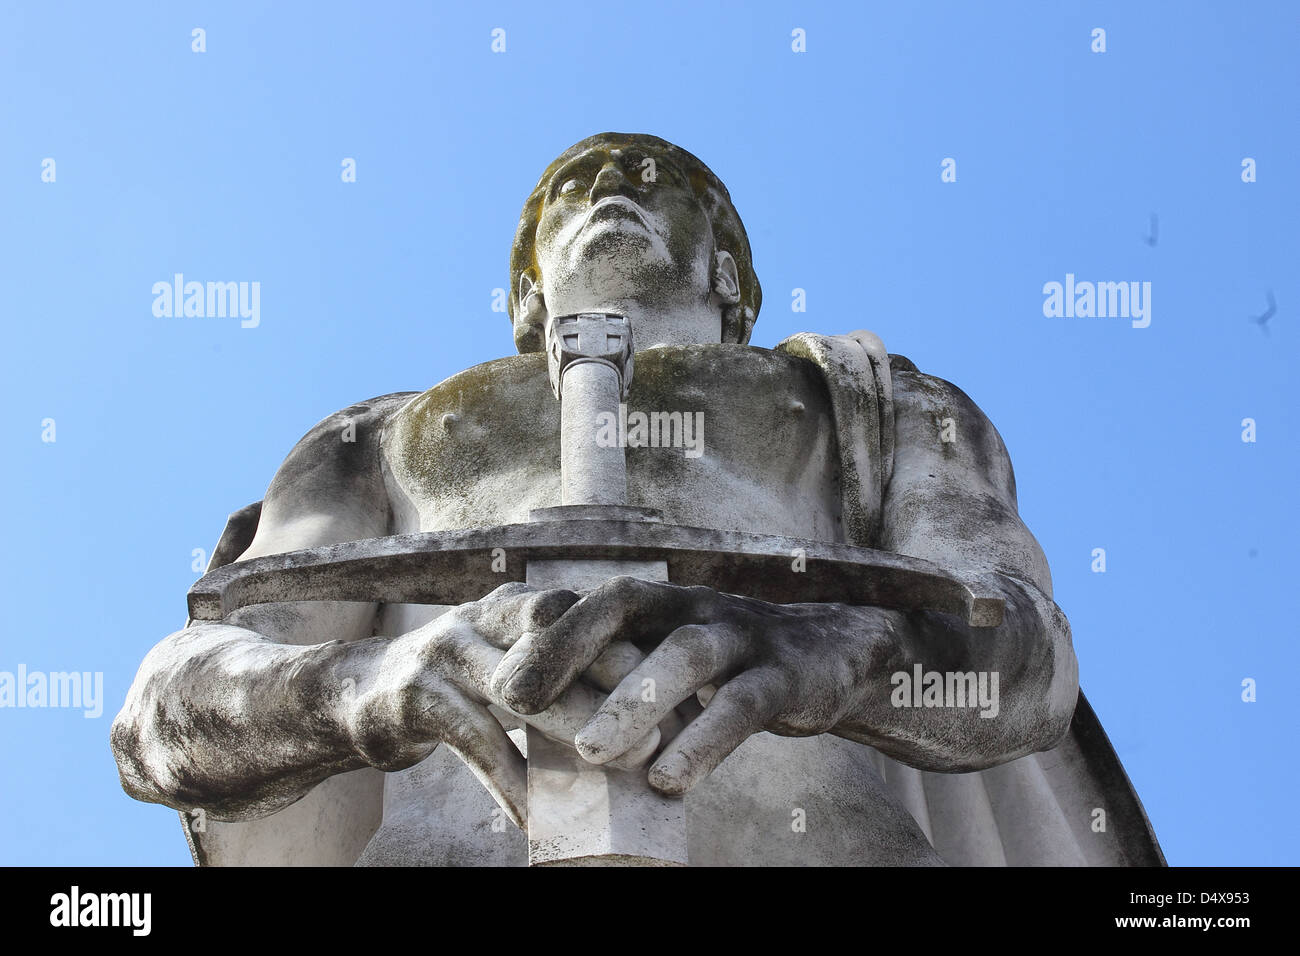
[1249,290,1277,333]
[1142,213,1158,248]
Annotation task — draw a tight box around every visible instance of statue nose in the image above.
[589,162,637,203]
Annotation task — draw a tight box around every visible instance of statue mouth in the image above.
[586,196,649,229]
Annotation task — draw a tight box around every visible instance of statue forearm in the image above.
[834,572,1078,771]
[110,623,377,820]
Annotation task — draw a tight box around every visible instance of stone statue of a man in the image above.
[112,133,1164,866]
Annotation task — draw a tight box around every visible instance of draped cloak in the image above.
[774,329,1164,866]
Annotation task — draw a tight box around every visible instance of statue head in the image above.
[508,132,761,353]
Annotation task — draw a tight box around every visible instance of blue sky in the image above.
[1,0,1295,865]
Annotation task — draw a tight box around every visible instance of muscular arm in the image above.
[834,360,1078,769]
[110,395,411,819]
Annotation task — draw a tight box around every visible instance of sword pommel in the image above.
[545,312,634,401]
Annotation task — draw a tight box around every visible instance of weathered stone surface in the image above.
[187,520,1005,628]
[526,731,686,866]
[112,131,1164,868]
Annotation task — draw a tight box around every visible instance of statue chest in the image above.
[380,345,845,542]
[365,345,940,867]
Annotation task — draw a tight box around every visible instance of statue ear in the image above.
[714,250,755,345]
[711,250,741,305]
[514,272,547,353]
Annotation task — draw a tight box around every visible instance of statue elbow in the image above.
[109,709,167,806]
[110,699,203,811]
[1033,628,1079,752]
[989,622,1077,762]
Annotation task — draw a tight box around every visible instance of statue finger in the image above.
[581,639,645,691]
[437,625,659,771]
[473,587,582,651]
[415,680,529,830]
[575,623,746,765]
[514,678,662,772]
[583,640,690,752]
[458,581,535,626]
[494,576,709,714]
[647,666,789,796]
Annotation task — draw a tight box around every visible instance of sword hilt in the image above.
[545,312,636,508]
[545,312,634,401]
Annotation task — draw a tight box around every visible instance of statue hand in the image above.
[345,582,659,828]
[491,577,894,795]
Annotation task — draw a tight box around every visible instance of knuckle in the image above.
[444,603,479,629]
[762,667,795,701]
[727,680,764,716]
[425,630,460,669]
[393,682,431,731]
[663,624,718,669]
[682,584,720,611]
[487,581,532,601]
[602,575,644,601]
[348,684,433,771]
[736,668,788,714]
[682,584,714,602]
[523,589,577,629]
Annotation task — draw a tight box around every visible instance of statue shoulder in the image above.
[886,357,1017,502]
[773,334,1006,471]
[244,392,419,556]
[887,352,919,374]
[272,392,419,484]
[887,354,992,430]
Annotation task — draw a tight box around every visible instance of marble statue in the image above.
[112,133,1164,866]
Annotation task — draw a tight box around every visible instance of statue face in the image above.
[532,143,719,344]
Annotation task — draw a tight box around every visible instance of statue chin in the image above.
[548,255,693,313]
[569,222,659,264]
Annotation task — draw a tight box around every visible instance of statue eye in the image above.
[559,178,582,196]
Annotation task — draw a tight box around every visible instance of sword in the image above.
[521,312,686,866]
[187,322,1007,865]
